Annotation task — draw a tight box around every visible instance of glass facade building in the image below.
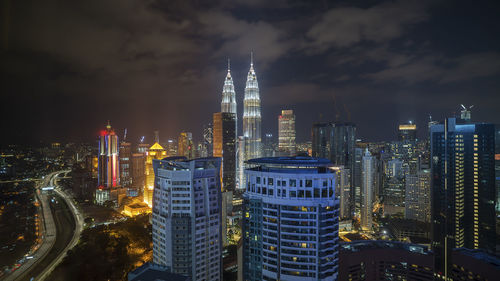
[430,118,496,278]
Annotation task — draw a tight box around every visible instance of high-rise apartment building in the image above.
[361,149,375,231]
[278,110,296,156]
[430,118,496,278]
[242,157,339,281]
[152,157,222,280]
[96,121,120,204]
[213,112,236,192]
[243,54,262,160]
[331,165,351,219]
[405,169,431,223]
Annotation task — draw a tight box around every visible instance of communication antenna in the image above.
[140,136,145,143]
[124,128,127,141]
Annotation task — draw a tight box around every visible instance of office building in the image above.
[152,157,222,281]
[178,132,194,159]
[96,121,120,204]
[242,157,339,280]
[166,139,177,157]
[213,112,237,246]
[119,141,132,187]
[405,169,430,223]
[398,122,417,142]
[339,241,500,281]
[430,118,496,278]
[144,142,167,207]
[360,149,375,231]
[131,152,145,194]
[278,110,296,156]
[203,123,213,158]
[243,54,262,160]
[262,133,276,157]
[213,113,236,192]
[312,122,356,216]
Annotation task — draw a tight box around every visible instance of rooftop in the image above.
[340,240,430,255]
[128,263,190,281]
[454,248,500,269]
[247,156,331,166]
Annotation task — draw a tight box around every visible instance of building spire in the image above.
[228,58,230,72]
[250,51,254,67]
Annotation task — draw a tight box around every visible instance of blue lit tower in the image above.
[242,157,339,280]
[243,53,262,160]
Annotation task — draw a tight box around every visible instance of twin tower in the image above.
[220,54,262,162]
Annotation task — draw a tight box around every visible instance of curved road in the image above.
[2,170,83,281]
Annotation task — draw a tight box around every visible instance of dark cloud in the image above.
[1,0,500,144]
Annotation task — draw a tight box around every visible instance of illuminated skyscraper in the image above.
[221,59,237,116]
[144,142,167,207]
[242,157,339,281]
[278,110,296,156]
[96,121,120,204]
[152,157,222,280]
[243,53,262,160]
[431,118,496,279]
[361,148,374,231]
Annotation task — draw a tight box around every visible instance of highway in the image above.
[2,170,83,281]
[37,171,84,281]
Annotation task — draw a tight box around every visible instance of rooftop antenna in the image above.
[140,136,145,143]
[460,104,473,121]
[123,128,127,141]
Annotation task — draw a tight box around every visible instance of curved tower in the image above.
[221,59,237,115]
[243,53,262,159]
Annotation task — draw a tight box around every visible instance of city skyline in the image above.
[0,1,499,280]
[2,0,500,144]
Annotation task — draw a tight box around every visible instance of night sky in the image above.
[1,0,500,145]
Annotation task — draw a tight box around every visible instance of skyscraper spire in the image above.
[221,58,237,115]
